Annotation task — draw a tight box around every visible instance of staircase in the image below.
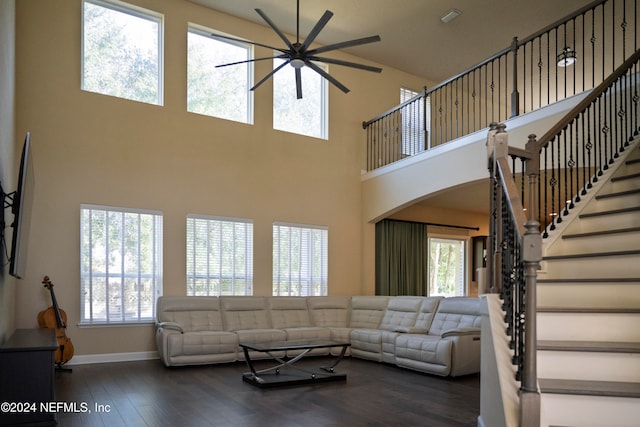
[536,137,640,426]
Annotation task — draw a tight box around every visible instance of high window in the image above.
[273,59,328,139]
[80,205,163,324]
[400,88,431,155]
[187,26,253,123]
[272,223,328,296]
[428,235,467,297]
[186,215,253,296]
[82,0,163,105]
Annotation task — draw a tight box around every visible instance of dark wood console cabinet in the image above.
[0,328,57,426]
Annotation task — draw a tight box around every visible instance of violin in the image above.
[38,276,74,368]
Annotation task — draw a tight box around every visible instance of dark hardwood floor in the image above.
[54,357,479,427]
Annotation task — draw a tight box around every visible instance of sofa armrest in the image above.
[441,327,480,338]
[394,326,429,334]
[157,321,184,334]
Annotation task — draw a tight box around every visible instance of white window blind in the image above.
[272,222,328,296]
[400,87,431,154]
[186,215,253,296]
[80,205,163,324]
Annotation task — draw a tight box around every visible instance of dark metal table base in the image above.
[241,342,349,388]
[242,370,346,388]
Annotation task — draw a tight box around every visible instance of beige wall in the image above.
[0,0,16,345]
[12,0,425,356]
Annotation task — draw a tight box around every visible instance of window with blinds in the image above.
[80,205,163,324]
[428,236,467,297]
[272,223,328,296]
[400,87,431,155]
[186,215,253,296]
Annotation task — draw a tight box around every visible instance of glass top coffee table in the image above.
[239,339,350,388]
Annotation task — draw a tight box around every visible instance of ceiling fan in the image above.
[212,0,382,99]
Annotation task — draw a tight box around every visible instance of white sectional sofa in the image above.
[155,295,482,377]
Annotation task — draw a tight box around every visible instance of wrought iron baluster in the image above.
[543,146,550,237]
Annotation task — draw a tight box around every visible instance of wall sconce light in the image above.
[557,47,577,67]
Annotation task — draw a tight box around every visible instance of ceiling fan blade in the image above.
[308,56,382,73]
[255,8,295,51]
[300,10,333,51]
[295,68,303,99]
[305,61,350,94]
[216,54,288,69]
[209,32,288,54]
[251,59,290,91]
[307,35,381,56]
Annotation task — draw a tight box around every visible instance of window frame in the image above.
[186,214,254,296]
[80,204,163,326]
[187,24,254,124]
[81,0,165,105]
[272,222,329,296]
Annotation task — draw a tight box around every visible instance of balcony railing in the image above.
[363,0,639,171]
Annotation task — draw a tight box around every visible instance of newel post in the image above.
[486,123,508,294]
[520,134,541,427]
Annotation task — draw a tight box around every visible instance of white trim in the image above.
[66,351,159,366]
[187,213,253,224]
[80,203,162,216]
[273,221,328,231]
[77,320,155,328]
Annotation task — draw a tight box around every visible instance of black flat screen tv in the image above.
[9,133,34,279]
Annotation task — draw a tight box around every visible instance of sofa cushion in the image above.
[220,296,272,331]
[168,331,238,357]
[268,297,313,328]
[379,296,428,331]
[307,296,350,327]
[428,297,481,336]
[156,296,224,332]
[349,296,389,329]
[409,296,444,333]
[394,334,452,376]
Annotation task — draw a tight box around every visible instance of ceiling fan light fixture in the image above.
[290,58,305,69]
[440,9,462,24]
[557,47,577,67]
[213,0,382,98]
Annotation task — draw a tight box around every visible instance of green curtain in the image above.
[375,219,428,296]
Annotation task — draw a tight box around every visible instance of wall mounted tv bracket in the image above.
[1,182,16,247]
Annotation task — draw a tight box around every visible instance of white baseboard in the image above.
[66,351,159,366]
